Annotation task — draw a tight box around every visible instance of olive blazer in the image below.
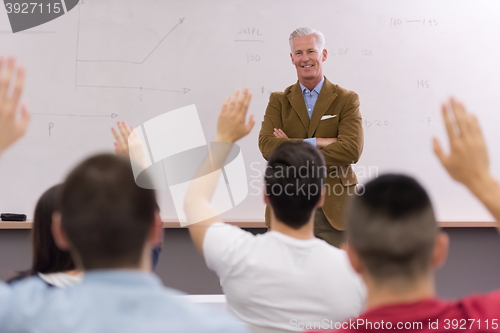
[258,77,364,230]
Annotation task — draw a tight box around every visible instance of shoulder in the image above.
[6,271,34,285]
[269,82,299,99]
[324,77,359,101]
[204,222,253,241]
[283,82,299,94]
[315,241,356,268]
[459,290,500,315]
[203,223,256,257]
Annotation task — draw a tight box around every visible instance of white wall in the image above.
[1,0,499,222]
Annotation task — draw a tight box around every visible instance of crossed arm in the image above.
[259,92,362,165]
[273,128,336,148]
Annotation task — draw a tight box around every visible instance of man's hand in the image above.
[317,138,337,148]
[433,98,490,189]
[273,128,288,138]
[215,89,254,143]
[0,57,30,155]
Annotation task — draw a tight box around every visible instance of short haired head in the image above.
[265,141,326,229]
[289,27,325,52]
[346,174,439,284]
[32,184,74,274]
[59,154,157,270]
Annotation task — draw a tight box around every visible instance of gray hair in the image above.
[289,27,325,52]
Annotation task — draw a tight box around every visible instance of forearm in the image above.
[320,138,363,166]
[259,135,302,160]
[467,175,500,229]
[184,141,233,251]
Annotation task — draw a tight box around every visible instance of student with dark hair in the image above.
[309,98,500,333]
[112,121,163,269]
[0,154,245,332]
[0,59,246,332]
[184,90,365,333]
[7,184,82,287]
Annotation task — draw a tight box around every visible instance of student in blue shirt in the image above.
[0,57,247,333]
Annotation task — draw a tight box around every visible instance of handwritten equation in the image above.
[363,120,389,128]
[235,26,264,43]
[363,118,433,129]
[390,18,438,28]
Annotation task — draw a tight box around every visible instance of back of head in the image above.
[347,174,438,284]
[32,184,74,274]
[289,27,325,51]
[265,141,325,229]
[60,154,157,270]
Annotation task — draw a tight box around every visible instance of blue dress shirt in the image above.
[300,77,325,147]
[0,270,247,333]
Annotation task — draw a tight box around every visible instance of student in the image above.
[308,98,500,333]
[112,122,163,269]
[7,184,82,287]
[0,58,246,332]
[184,90,365,332]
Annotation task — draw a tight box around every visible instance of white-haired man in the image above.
[258,27,364,248]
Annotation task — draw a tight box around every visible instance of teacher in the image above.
[258,27,364,248]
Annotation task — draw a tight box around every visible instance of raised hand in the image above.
[434,97,500,225]
[433,98,489,188]
[111,121,148,169]
[216,89,254,143]
[0,57,30,155]
[112,121,133,157]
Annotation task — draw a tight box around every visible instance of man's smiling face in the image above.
[290,34,327,85]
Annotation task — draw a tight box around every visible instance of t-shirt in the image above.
[203,223,366,332]
[308,291,500,332]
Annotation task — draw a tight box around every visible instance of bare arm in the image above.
[184,89,254,253]
[434,98,500,228]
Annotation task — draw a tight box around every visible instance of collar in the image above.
[299,76,325,94]
[82,270,163,288]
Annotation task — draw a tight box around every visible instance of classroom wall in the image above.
[0,227,498,298]
[3,0,500,225]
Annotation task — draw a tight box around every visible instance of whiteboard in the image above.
[0,0,499,223]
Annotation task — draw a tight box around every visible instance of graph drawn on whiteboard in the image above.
[74,3,190,94]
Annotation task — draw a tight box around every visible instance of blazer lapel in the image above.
[308,78,337,137]
[287,83,310,131]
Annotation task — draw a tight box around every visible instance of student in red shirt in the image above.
[309,98,500,333]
